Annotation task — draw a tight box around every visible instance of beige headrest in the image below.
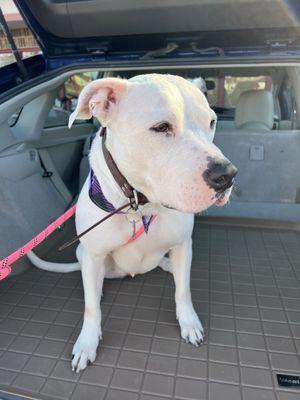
[235,90,274,131]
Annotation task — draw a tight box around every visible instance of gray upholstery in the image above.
[235,90,274,131]
[214,129,300,204]
[279,119,293,130]
[0,149,66,259]
[79,134,94,191]
[12,92,56,142]
[0,86,72,262]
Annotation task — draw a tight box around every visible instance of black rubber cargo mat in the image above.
[0,223,299,400]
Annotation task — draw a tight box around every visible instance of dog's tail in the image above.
[27,251,81,273]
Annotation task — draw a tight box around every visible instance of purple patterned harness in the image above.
[89,169,154,234]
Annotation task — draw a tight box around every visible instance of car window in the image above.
[44,72,101,128]
[206,76,272,119]
[0,3,41,68]
[279,77,296,122]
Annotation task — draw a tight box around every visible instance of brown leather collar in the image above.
[100,127,148,206]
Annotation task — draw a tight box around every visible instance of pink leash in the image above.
[0,205,76,281]
[0,205,155,281]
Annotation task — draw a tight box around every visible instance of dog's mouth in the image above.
[214,187,232,207]
[162,203,178,211]
[215,192,226,206]
[161,187,233,213]
[159,179,234,213]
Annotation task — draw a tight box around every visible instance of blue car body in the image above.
[1,0,300,101]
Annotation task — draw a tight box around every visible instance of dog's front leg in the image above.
[170,238,204,346]
[72,250,104,372]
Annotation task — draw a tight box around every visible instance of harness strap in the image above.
[89,170,116,213]
[126,215,156,244]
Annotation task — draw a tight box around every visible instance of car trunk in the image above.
[0,1,300,399]
[0,62,300,400]
[1,219,300,400]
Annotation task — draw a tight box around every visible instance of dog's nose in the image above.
[204,159,238,191]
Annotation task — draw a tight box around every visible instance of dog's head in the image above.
[69,74,237,213]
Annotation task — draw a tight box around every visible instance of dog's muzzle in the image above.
[203,159,238,193]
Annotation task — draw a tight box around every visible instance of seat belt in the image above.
[38,148,73,205]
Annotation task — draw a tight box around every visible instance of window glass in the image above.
[206,76,272,119]
[0,1,40,67]
[44,72,100,128]
[279,78,296,122]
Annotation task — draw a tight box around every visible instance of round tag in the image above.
[125,209,143,224]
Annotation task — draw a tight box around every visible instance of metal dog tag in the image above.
[125,208,142,224]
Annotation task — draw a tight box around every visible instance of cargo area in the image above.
[1,63,300,399]
[0,221,299,400]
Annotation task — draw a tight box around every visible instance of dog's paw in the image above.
[71,328,101,373]
[177,303,204,346]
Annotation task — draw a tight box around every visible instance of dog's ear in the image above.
[68,78,128,128]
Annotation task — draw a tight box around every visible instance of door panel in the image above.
[37,123,95,196]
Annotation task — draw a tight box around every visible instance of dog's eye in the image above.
[150,122,172,135]
[210,119,216,130]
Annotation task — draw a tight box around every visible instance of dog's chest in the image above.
[112,211,194,275]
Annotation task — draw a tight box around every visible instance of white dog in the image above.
[28,74,237,372]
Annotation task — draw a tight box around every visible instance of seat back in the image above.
[235,90,274,131]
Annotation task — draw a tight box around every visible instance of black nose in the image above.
[203,159,238,191]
